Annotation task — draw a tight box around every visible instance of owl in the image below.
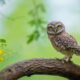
[47,21,80,61]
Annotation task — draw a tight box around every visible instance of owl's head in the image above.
[47,21,65,35]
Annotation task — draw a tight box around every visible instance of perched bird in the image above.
[47,21,80,61]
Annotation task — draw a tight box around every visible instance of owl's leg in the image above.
[61,56,67,63]
[68,55,72,62]
[62,56,67,61]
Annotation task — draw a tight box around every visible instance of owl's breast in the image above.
[49,35,62,52]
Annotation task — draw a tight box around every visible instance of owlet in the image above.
[47,21,80,61]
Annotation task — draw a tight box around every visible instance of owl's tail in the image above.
[74,46,80,56]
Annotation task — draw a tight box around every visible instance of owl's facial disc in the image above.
[47,21,65,35]
[47,25,57,34]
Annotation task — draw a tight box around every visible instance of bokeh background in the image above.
[0,0,80,80]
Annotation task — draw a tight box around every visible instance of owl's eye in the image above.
[57,25,62,29]
[48,26,53,31]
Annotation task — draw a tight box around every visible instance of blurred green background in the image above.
[0,0,80,80]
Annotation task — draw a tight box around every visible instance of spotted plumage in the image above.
[47,21,80,61]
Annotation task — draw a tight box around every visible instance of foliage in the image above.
[27,0,47,44]
[0,38,13,62]
[0,39,6,62]
[0,39,6,47]
[0,0,46,44]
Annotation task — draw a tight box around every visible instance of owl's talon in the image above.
[61,59,66,63]
[67,56,72,62]
[62,60,66,63]
[67,59,72,63]
[68,61,72,63]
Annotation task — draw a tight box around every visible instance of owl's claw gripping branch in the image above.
[61,55,72,62]
[0,58,80,80]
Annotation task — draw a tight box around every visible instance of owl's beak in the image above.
[54,29,57,33]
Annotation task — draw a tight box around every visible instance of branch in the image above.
[0,58,80,80]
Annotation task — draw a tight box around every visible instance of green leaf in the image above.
[28,10,35,16]
[0,39,6,43]
[27,34,34,44]
[28,20,36,26]
[34,31,40,40]
[38,19,42,24]
[38,4,46,13]
[38,19,47,24]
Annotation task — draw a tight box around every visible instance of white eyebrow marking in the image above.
[56,23,61,27]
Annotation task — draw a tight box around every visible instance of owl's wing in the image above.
[54,34,78,52]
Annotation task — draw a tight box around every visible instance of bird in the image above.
[47,21,80,62]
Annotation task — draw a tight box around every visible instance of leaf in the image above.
[35,33,40,40]
[27,34,34,44]
[38,19,42,24]
[38,4,46,13]
[38,19,47,24]
[28,10,35,16]
[34,30,40,40]
[28,20,36,26]
[27,30,40,44]
[0,39,6,43]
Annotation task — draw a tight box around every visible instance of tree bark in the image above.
[0,58,80,80]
